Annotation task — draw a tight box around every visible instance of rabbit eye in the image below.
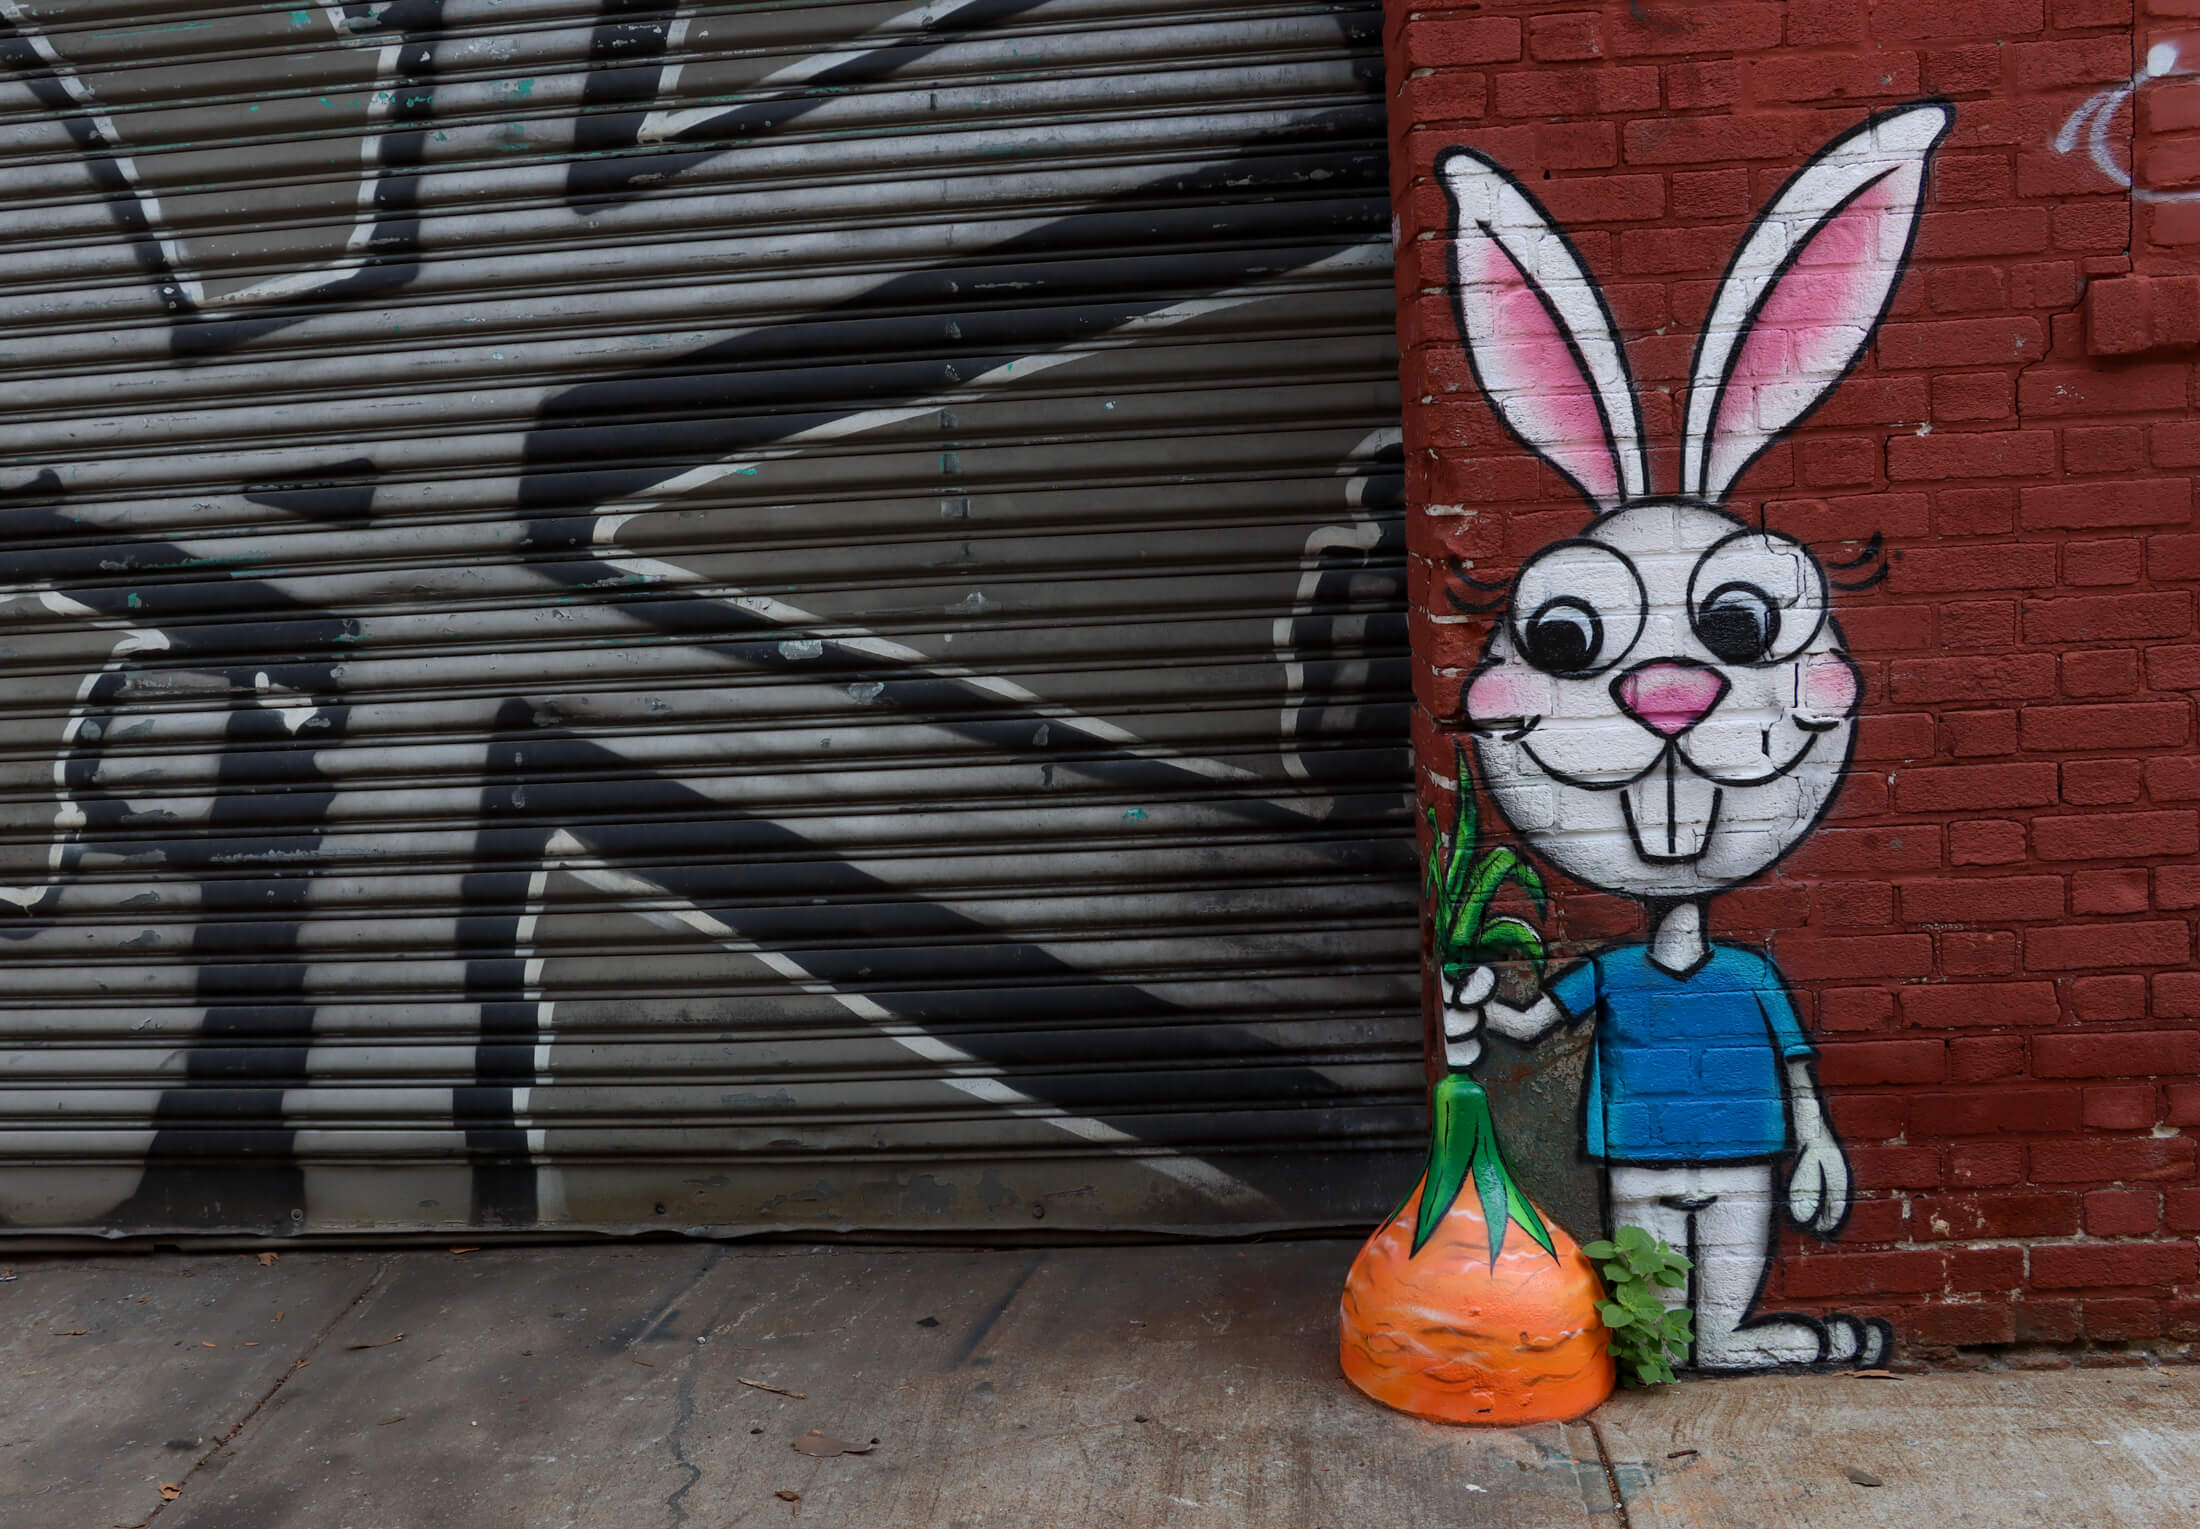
[1523,598,1602,674]
[1695,582,1778,664]
[1685,529,1828,666]
[1507,539,1645,678]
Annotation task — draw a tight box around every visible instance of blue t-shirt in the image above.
[1546,942,1813,1164]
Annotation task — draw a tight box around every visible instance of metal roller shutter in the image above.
[0,0,1415,1240]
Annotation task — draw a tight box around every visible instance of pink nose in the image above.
[1614,660,1729,737]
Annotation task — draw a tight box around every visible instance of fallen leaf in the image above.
[914,1316,940,1328]
[1841,1369,1899,1380]
[159,1484,183,1501]
[345,1332,406,1351]
[201,1341,218,1349]
[60,1329,88,1337]
[273,1312,285,1323]
[450,1246,481,1255]
[244,1342,260,1348]
[775,1490,800,1503]
[1666,1449,1699,1460]
[256,1252,279,1267]
[792,1430,876,1458]
[1844,1467,1884,1488]
[378,1415,407,1426]
[632,1357,656,1368]
[737,1376,807,1399]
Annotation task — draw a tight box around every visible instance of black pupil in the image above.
[1697,586,1777,663]
[1523,600,1599,673]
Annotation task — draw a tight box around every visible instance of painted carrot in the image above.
[1339,1075,1614,1425]
[1339,749,1614,1426]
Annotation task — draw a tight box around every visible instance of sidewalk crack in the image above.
[1587,1416,1634,1529]
[132,1255,393,1529]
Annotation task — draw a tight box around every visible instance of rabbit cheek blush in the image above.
[1368,100,1954,1380]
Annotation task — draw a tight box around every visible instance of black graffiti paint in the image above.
[0,2,1406,1232]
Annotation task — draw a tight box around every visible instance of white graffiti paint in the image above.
[1435,103,1952,1371]
[2053,40,2200,203]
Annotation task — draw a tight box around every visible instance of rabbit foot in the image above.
[1696,1314,1894,1372]
[1693,1316,1828,1371]
[1818,1314,1893,1369]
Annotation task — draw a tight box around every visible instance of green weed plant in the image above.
[1583,1225,1694,1387]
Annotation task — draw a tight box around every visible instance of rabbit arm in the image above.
[1784,1058,1851,1235]
[1486,992,1562,1043]
[1438,968,1561,1071]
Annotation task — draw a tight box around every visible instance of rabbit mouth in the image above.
[1620,745,1723,863]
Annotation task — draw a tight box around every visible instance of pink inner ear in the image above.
[1465,236,1618,506]
[1708,175,1908,464]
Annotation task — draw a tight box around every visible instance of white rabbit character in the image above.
[1435,102,1952,1370]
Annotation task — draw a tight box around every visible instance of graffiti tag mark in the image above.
[2053,40,2200,203]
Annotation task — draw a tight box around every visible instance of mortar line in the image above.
[1586,1415,1634,1529]
[133,1255,394,1529]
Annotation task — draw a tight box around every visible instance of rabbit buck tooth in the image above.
[1622,750,1722,863]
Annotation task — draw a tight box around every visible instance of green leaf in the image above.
[1602,1262,1629,1283]
[1581,1240,1617,1260]
[1596,1301,1632,1329]
[1451,740,1478,854]
[1653,1267,1687,1287]
[1471,1126,1510,1267]
[1512,854,1548,918]
[1441,747,1478,908]
[1503,1179,1558,1260]
[1410,1078,1482,1257]
[1474,916,1547,977]
[1615,1225,1653,1256]
[1621,1285,1667,1319]
[1453,846,1522,957]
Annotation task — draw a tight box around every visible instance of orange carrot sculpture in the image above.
[1339,1074,1613,1424]
[1338,748,1614,1425]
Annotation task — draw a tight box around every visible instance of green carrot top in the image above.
[1413,741,1556,1265]
[1426,741,1548,988]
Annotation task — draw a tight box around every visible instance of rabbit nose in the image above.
[1613,659,1730,738]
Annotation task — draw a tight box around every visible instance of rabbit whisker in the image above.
[1465,715,1538,743]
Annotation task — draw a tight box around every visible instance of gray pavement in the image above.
[2,1240,2193,1528]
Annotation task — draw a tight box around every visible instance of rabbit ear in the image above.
[1684,102,1952,504]
[1438,148,1647,513]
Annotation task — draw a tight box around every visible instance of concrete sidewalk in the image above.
[3,1240,2193,1529]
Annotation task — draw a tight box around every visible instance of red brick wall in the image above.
[1390,0,2200,1358]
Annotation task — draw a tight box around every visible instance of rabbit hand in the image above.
[1439,966,1497,1070]
[1786,1124,1851,1236]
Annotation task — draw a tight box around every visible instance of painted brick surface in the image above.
[1392,0,2200,1361]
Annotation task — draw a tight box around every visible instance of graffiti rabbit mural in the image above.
[1435,102,1952,1370]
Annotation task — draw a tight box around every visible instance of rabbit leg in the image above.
[1605,1162,1708,1357]
[1609,1162,1828,1370]
[1681,1166,1830,1369]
